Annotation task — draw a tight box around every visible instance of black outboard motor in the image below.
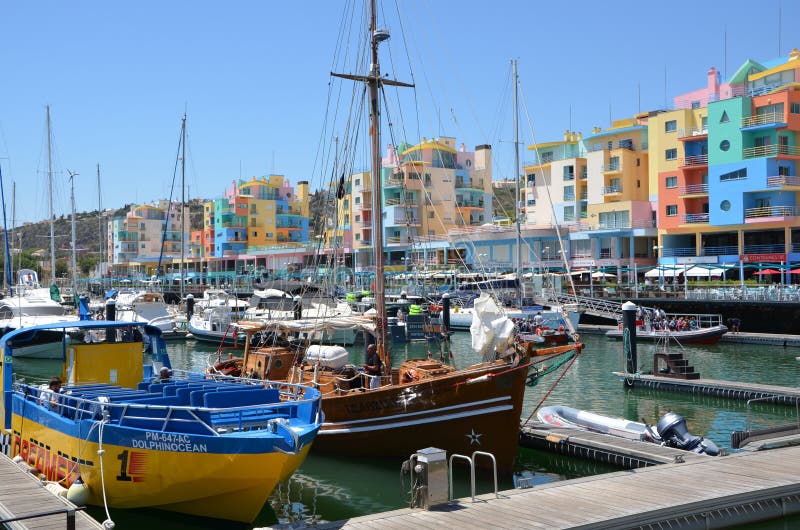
[657,412,720,455]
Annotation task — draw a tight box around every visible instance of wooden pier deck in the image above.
[0,454,103,529]
[271,446,800,529]
[612,372,800,406]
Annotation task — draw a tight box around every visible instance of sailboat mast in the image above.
[69,171,77,304]
[513,59,522,305]
[97,164,103,270]
[368,0,387,358]
[46,105,56,285]
[0,166,13,295]
[180,114,186,301]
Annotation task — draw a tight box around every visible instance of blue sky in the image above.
[1,0,797,225]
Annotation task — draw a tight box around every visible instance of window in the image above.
[720,140,730,151]
[267,232,273,238]
[563,206,575,222]
[541,152,553,163]
[665,120,677,132]
[563,185,575,201]
[665,148,677,161]
[691,101,701,109]
[466,159,472,167]
[355,215,360,222]
[720,200,731,211]
[666,205,678,216]
[428,211,435,219]
[720,111,730,123]
[701,116,708,128]
[354,196,360,205]
[563,165,575,180]
[355,178,360,186]
[779,166,790,176]
[355,234,361,241]
[792,102,800,114]
[252,231,258,237]
[720,168,747,181]
[665,176,677,189]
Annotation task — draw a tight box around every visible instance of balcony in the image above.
[563,194,575,202]
[678,183,709,196]
[587,141,636,152]
[744,205,799,221]
[563,173,575,181]
[600,185,622,195]
[677,127,708,139]
[743,144,800,159]
[679,154,708,168]
[601,163,621,173]
[394,216,420,225]
[767,175,800,187]
[741,111,786,129]
[455,200,484,209]
[683,213,709,224]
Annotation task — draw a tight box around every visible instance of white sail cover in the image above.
[470,293,515,358]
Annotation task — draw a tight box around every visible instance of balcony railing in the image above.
[744,144,800,158]
[743,243,786,254]
[677,126,708,138]
[678,183,709,195]
[703,245,738,256]
[456,200,484,208]
[601,186,622,195]
[683,213,709,224]
[744,205,799,219]
[601,163,621,172]
[563,194,575,202]
[563,173,575,181]
[741,111,785,128]
[587,141,636,152]
[679,154,708,167]
[393,217,420,225]
[767,175,800,187]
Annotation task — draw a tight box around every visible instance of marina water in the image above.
[12,332,799,528]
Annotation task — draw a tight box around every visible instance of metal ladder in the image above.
[448,451,499,502]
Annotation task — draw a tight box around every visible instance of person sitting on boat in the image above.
[533,312,544,327]
[154,367,172,383]
[363,344,383,390]
[40,376,62,411]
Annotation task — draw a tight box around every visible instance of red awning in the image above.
[753,268,780,275]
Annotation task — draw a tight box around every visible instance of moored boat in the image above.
[537,405,719,455]
[605,313,728,345]
[1,320,322,523]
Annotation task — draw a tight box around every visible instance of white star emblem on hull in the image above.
[466,429,483,445]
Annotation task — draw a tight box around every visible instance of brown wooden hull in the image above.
[311,359,530,472]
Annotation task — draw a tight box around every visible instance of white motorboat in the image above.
[112,289,187,341]
[0,270,80,358]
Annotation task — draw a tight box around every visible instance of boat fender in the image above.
[401,369,419,383]
[454,306,459,313]
[45,482,68,498]
[618,322,622,330]
[67,478,90,505]
[536,327,543,336]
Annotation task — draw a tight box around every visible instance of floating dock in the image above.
[268,446,800,529]
[578,324,800,347]
[613,372,800,406]
[0,453,103,529]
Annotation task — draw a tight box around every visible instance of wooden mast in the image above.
[332,0,413,369]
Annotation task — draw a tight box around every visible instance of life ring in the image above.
[401,369,419,383]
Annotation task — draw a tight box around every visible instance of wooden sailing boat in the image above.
[211,0,546,472]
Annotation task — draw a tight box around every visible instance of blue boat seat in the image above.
[203,388,280,408]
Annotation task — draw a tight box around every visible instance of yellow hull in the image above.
[10,416,311,523]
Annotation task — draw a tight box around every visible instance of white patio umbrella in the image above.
[591,271,616,278]
[685,266,726,277]
[644,266,682,278]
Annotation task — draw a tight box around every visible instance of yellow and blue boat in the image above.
[0,320,322,523]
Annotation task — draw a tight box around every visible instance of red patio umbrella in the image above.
[789,268,800,274]
[753,268,780,275]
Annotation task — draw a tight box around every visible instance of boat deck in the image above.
[266,446,800,529]
[0,453,104,529]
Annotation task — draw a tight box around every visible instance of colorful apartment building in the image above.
[108,200,189,267]
[329,137,492,267]
[207,176,309,258]
[520,121,655,270]
[652,49,800,272]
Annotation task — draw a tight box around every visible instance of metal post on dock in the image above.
[441,293,451,337]
[622,300,637,387]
